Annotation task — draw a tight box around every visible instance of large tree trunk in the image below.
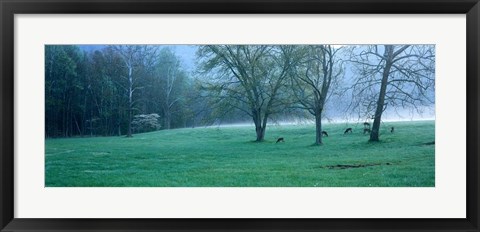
[314,109,323,145]
[370,46,393,142]
[261,113,268,141]
[255,124,266,142]
[252,109,267,142]
[369,90,385,142]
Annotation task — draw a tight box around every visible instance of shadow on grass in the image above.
[319,162,396,170]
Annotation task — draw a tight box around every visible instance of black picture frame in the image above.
[1,0,479,231]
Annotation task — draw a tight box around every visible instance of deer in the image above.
[363,122,370,129]
[344,128,352,134]
[276,137,285,143]
[322,131,329,137]
[363,128,371,134]
[391,127,395,133]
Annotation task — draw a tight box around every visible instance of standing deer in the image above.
[363,122,370,129]
[363,128,371,134]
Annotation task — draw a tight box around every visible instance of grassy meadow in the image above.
[45,120,435,187]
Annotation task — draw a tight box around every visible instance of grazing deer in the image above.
[391,127,394,133]
[363,128,371,134]
[344,128,352,134]
[363,122,370,129]
[276,137,285,143]
[322,131,329,137]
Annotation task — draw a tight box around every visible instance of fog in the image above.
[208,107,435,128]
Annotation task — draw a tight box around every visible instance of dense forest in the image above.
[45,45,435,143]
[45,45,207,138]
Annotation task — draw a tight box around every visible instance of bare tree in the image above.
[110,45,158,137]
[290,45,343,145]
[155,48,185,129]
[197,45,297,142]
[349,45,435,142]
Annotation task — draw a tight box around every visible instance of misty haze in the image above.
[45,44,435,187]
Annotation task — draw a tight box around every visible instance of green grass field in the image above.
[45,120,435,187]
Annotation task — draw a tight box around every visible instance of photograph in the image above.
[2,0,477,230]
[44,44,435,187]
